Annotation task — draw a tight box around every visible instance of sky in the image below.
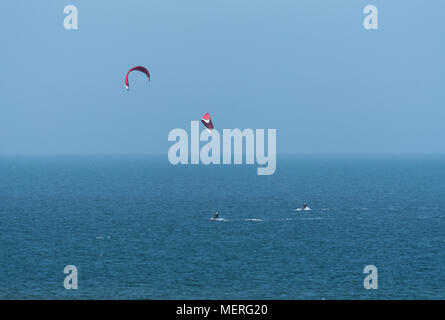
[0,0,444,155]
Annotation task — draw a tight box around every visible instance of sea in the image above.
[0,155,444,299]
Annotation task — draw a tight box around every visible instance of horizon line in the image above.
[1,152,445,157]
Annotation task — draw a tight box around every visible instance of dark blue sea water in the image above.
[0,155,444,299]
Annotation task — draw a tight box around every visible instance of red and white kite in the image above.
[125,66,150,91]
[201,113,214,133]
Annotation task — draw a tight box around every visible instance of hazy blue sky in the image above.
[1,0,444,154]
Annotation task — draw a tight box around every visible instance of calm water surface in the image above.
[0,155,444,299]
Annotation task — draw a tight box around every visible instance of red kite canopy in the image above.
[125,66,150,91]
[201,113,214,132]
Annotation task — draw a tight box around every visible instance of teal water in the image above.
[0,155,444,299]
